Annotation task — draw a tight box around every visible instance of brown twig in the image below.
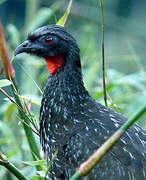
[0,20,15,78]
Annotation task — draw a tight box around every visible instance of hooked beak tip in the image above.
[14,48,20,56]
[14,40,30,56]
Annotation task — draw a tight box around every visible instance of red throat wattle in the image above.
[45,55,65,74]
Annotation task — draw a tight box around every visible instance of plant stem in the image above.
[70,171,81,180]
[0,154,28,180]
[10,78,41,170]
[0,21,15,78]
[121,104,146,131]
[0,18,42,172]
[4,163,28,180]
[99,0,108,107]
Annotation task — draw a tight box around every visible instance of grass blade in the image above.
[56,0,73,26]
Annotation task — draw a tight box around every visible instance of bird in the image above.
[14,25,146,180]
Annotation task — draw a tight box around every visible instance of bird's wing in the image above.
[63,100,146,179]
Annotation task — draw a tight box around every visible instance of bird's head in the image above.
[14,25,80,74]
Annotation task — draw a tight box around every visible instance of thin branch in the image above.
[0,88,17,106]
[0,87,39,137]
[122,104,146,131]
[99,0,108,107]
[0,20,15,78]
[23,100,39,133]
[10,78,41,162]
[19,117,39,136]
[0,20,42,170]
[15,61,43,95]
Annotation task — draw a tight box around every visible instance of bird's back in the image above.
[41,90,146,180]
[59,98,146,180]
[66,100,146,180]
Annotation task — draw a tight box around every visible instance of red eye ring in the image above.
[44,37,53,44]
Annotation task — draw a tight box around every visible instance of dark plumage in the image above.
[15,25,146,180]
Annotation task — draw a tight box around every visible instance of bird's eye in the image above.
[44,37,53,44]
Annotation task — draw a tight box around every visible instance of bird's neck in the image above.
[45,55,65,74]
[40,55,90,153]
[42,56,89,123]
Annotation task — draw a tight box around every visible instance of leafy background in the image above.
[0,0,146,179]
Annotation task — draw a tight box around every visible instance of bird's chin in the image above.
[28,51,42,57]
[27,49,56,59]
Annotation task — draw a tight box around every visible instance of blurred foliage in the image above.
[0,0,146,179]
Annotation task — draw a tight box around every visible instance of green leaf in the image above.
[30,175,47,180]
[18,95,41,106]
[0,79,12,88]
[56,0,73,27]
[23,160,48,172]
[23,160,47,166]
[4,103,16,122]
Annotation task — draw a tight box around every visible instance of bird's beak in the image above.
[14,40,42,56]
[14,40,31,56]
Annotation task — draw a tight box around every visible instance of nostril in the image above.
[23,41,30,47]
